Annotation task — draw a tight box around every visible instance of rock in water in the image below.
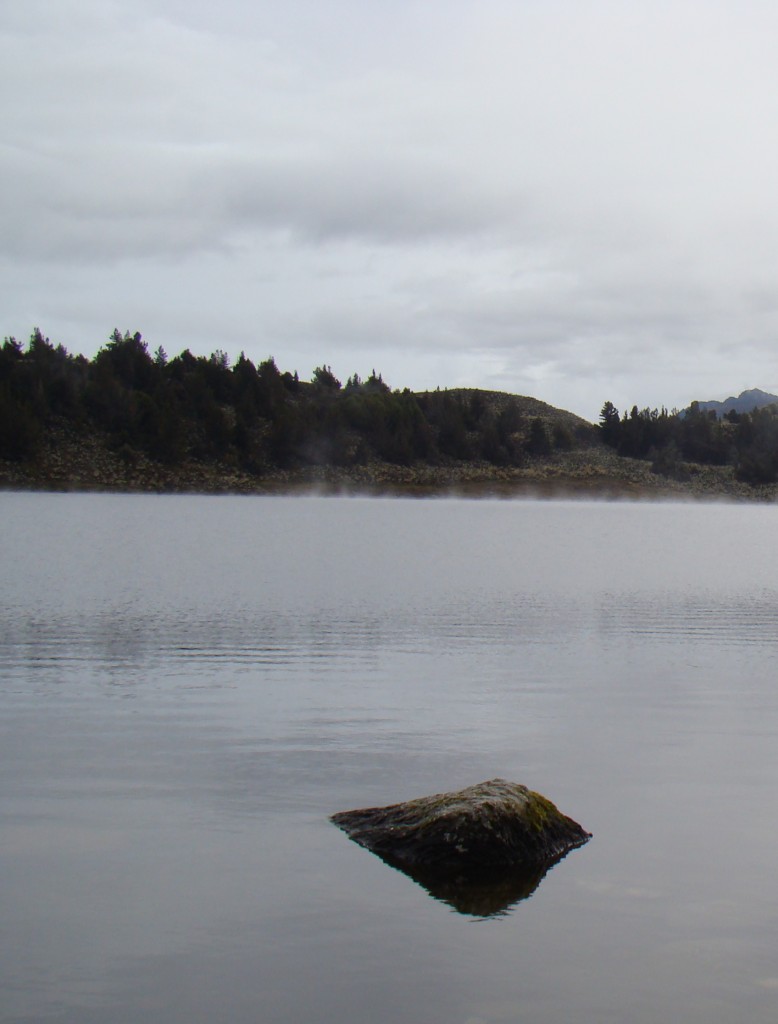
[330,778,590,872]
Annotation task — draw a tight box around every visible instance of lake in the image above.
[3,491,778,1023]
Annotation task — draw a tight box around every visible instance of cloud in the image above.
[5,0,778,419]
[2,3,520,262]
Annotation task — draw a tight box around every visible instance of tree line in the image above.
[599,399,778,484]
[0,328,589,473]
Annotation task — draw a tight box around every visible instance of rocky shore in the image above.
[2,424,776,501]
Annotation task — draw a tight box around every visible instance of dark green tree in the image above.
[312,365,341,390]
[599,401,621,446]
[526,417,551,457]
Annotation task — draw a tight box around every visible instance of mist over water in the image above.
[4,493,778,1023]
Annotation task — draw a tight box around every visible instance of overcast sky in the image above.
[4,1,778,420]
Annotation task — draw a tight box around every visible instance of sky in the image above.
[4,0,778,421]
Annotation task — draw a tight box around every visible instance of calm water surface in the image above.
[3,492,778,1023]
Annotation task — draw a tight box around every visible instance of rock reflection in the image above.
[372,850,565,918]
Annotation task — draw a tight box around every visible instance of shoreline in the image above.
[2,430,777,502]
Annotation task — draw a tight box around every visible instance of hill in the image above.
[692,388,778,418]
[443,388,593,434]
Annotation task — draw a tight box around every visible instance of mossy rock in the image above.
[331,778,590,877]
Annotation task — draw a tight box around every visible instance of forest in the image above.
[7,328,778,488]
[0,329,591,474]
[598,399,778,485]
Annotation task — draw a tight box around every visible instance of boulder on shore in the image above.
[330,778,590,878]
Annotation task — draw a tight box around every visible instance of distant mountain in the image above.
[692,388,778,418]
